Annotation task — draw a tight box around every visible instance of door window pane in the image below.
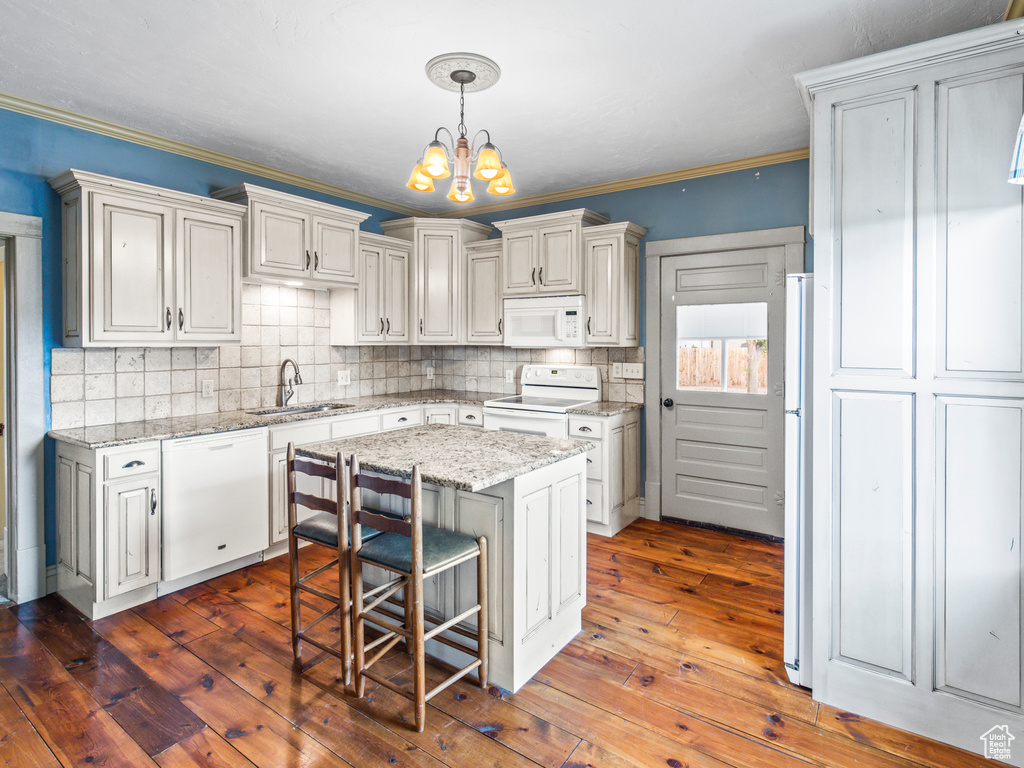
[676,303,768,394]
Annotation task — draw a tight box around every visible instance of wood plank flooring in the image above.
[0,519,988,767]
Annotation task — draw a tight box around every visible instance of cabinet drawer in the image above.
[586,480,607,525]
[458,406,483,426]
[332,413,380,439]
[270,421,332,450]
[381,407,423,431]
[568,418,603,440]
[104,445,160,480]
[585,446,603,480]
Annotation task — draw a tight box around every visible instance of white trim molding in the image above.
[0,212,46,603]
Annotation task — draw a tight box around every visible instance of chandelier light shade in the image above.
[410,53,513,203]
[1010,113,1024,184]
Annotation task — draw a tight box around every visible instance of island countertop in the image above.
[297,423,593,492]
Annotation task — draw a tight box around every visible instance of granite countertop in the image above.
[47,389,642,449]
[567,400,642,416]
[298,423,593,492]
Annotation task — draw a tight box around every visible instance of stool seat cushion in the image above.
[294,512,385,548]
[358,525,480,574]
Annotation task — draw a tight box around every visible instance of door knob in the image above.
[663,398,674,408]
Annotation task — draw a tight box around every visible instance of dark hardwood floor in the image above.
[0,519,988,767]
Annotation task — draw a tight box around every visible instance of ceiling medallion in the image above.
[407,52,514,203]
[425,52,501,93]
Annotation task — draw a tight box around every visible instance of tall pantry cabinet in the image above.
[798,22,1024,760]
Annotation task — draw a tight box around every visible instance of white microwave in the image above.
[503,295,586,348]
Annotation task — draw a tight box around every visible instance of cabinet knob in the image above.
[538,267,543,285]
[578,425,592,433]
[420,319,424,334]
[498,318,502,334]
[122,460,145,469]
[587,317,592,335]
[150,488,157,515]
[465,414,476,420]
[531,267,536,286]
[398,417,408,423]
[386,318,391,333]
[178,308,184,331]
[586,499,593,505]
[380,317,385,334]
[166,307,172,331]
[314,251,319,271]
[306,250,311,269]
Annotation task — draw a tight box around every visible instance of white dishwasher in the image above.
[161,428,270,582]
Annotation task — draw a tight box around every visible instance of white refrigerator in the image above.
[784,273,813,688]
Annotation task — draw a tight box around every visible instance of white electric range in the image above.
[483,365,602,438]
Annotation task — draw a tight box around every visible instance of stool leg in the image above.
[412,568,425,733]
[477,537,488,689]
[338,541,351,688]
[351,552,366,698]
[288,530,302,666]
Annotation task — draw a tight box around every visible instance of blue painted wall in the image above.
[0,105,809,566]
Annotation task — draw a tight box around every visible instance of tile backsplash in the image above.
[49,285,645,430]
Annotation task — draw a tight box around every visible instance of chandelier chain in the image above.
[458,82,467,138]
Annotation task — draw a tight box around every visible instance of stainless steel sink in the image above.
[246,403,354,417]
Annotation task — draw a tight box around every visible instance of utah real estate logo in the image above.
[980,725,1015,761]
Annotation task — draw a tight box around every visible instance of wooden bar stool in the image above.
[348,454,487,732]
[286,443,381,684]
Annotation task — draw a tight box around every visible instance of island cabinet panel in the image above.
[522,484,553,636]
[454,490,504,642]
[556,473,584,611]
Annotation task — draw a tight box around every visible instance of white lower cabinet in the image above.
[424,405,457,425]
[56,440,163,619]
[458,405,483,427]
[570,410,641,537]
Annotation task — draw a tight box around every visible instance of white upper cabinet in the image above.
[493,209,609,297]
[331,232,410,345]
[380,217,491,345]
[213,184,370,288]
[465,240,503,343]
[583,222,646,347]
[50,170,245,347]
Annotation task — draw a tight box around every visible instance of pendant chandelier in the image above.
[407,53,514,203]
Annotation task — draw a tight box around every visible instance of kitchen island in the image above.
[298,423,592,692]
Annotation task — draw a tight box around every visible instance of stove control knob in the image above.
[574,370,581,378]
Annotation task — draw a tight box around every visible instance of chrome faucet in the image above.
[280,358,302,406]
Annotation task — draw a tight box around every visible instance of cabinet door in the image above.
[417,232,459,343]
[57,454,96,586]
[90,193,174,343]
[251,200,311,278]
[313,215,358,284]
[467,248,503,343]
[384,247,410,342]
[176,209,241,343]
[584,234,619,345]
[105,477,160,598]
[538,225,580,293]
[357,245,385,342]
[623,419,640,505]
[424,406,457,425]
[503,232,537,295]
[622,234,641,345]
[608,424,625,514]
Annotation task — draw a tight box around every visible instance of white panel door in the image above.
[91,193,173,343]
[805,38,1024,761]
[176,210,241,343]
[659,237,801,537]
[503,232,537,295]
[584,235,618,344]
[383,247,409,342]
[253,200,311,278]
[357,245,384,342]
[467,245,503,342]
[105,477,159,598]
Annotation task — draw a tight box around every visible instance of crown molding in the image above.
[433,148,810,218]
[0,90,430,217]
[1007,1,1024,20]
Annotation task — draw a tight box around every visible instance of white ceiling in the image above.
[0,0,1008,213]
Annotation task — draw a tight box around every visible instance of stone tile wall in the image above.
[49,285,645,430]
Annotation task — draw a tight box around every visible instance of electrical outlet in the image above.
[622,363,644,379]
[201,379,214,398]
[337,370,351,385]
[612,363,623,379]
[426,367,435,380]
[505,369,514,384]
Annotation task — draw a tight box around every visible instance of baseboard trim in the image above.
[662,516,784,543]
[46,564,57,595]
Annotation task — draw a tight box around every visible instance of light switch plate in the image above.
[505,369,514,384]
[622,363,644,379]
[612,362,623,379]
[201,379,214,398]
[337,370,351,385]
